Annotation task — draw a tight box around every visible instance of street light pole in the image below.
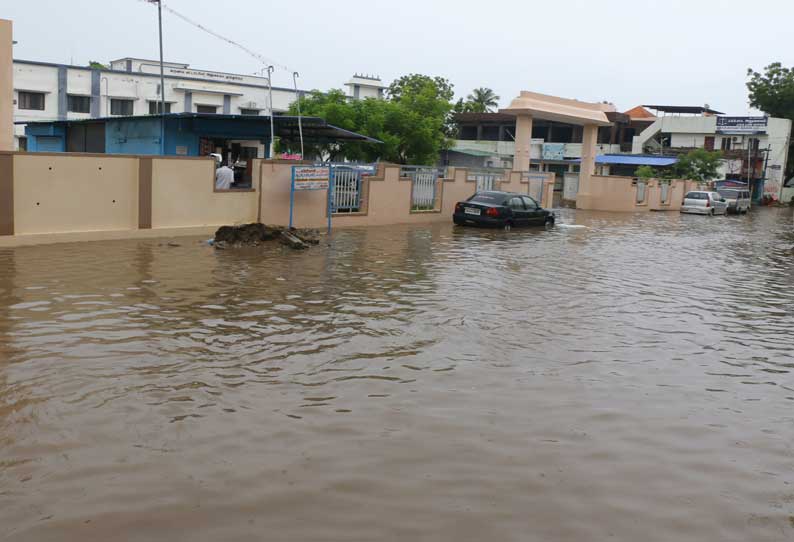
[267,65,275,159]
[292,71,304,159]
[151,0,166,155]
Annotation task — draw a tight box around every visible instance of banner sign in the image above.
[716,116,768,134]
[542,143,566,161]
[293,166,330,190]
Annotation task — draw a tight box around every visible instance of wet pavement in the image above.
[1,208,793,541]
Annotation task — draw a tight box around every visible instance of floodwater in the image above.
[1,208,793,542]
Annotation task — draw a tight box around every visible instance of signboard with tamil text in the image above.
[716,116,768,134]
[542,143,566,161]
[292,166,330,190]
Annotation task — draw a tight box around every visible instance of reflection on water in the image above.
[1,208,794,541]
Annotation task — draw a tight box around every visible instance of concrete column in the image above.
[0,19,13,152]
[512,114,533,172]
[223,94,231,114]
[57,66,68,120]
[90,70,101,117]
[580,124,598,186]
[184,91,192,113]
[476,125,483,141]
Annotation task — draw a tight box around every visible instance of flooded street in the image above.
[1,208,794,541]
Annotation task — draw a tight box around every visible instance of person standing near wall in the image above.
[215,162,234,190]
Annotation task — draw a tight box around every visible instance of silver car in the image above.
[680,191,728,216]
[717,188,751,214]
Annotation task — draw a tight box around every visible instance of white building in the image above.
[12,57,384,150]
[632,110,792,200]
[344,74,386,100]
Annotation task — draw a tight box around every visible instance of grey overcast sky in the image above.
[4,0,794,114]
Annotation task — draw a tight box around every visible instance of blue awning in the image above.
[567,154,678,167]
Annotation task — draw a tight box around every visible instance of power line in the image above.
[141,1,292,73]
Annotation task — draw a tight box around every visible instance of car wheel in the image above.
[545,216,555,228]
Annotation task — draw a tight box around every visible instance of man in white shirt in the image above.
[215,164,234,190]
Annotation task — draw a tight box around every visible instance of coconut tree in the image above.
[466,87,500,113]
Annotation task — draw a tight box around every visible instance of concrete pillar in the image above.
[580,124,598,186]
[512,114,533,172]
[0,19,13,152]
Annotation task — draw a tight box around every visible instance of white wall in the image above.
[12,60,378,147]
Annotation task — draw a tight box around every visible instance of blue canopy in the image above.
[567,154,677,167]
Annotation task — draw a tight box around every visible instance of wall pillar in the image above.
[0,154,13,235]
[512,114,533,172]
[580,124,598,188]
[0,19,13,152]
[138,157,153,229]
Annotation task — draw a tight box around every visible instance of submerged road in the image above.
[1,208,793,541]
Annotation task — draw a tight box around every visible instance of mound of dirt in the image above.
[213,223,320,250]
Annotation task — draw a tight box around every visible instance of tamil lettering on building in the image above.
[716,116,768,134]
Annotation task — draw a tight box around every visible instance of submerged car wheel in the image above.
[545,216,555,227]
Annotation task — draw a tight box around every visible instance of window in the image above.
[720,137,732,151]
[522,196,539,210]
[67,95,91,113]
[685,192,704,200]
[196,105,217,114]
[468,193,503,204]
[148,101,172,114]
[239,108,260,116]
[508,197,525,210]
[636,180,647,203]
[18,91,45,110]
[110,99,134,116]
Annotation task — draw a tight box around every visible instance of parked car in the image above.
[717,188,751,214]
[680,191,728,216]
[453,191,554,229]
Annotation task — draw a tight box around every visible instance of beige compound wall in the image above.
[151,158,258,229]
[577,175,695,212]
[0,20,12,152]
[13,153,139,234]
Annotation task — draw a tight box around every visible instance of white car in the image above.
[717,188,751,214]
[680,191,728,215]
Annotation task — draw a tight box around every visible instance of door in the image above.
[522,196,545,225]
[507,197,529,225]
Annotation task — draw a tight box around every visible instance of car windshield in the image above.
[468,193,506,204]
[685,192,704,200]
[718,189,740,199]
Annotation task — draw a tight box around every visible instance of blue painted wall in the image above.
[25,124,66,152]
[106,117,161,155]
[26,116,270,156]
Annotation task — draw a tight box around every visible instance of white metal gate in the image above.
[474,174,496,192]
[660,182,670,204]
[333,168,361,212]
[411,171,436,209]
[563,172,579,201]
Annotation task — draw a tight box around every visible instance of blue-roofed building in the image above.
[21,113,377,156]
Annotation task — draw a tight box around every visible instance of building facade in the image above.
[12,57,382,151]
[632,111,791,201]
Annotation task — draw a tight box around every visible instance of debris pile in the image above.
[213,223,320,250]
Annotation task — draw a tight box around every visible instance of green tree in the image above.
[747,62,794,177]
[287,74,454,164]
[88,60,108,69]
[634,165,656,181]
[672,149,723,184]
[465,87,500,113]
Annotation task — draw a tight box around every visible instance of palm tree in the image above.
[466,88,500,113]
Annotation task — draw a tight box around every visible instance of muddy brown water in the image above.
[1,209,793,541]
